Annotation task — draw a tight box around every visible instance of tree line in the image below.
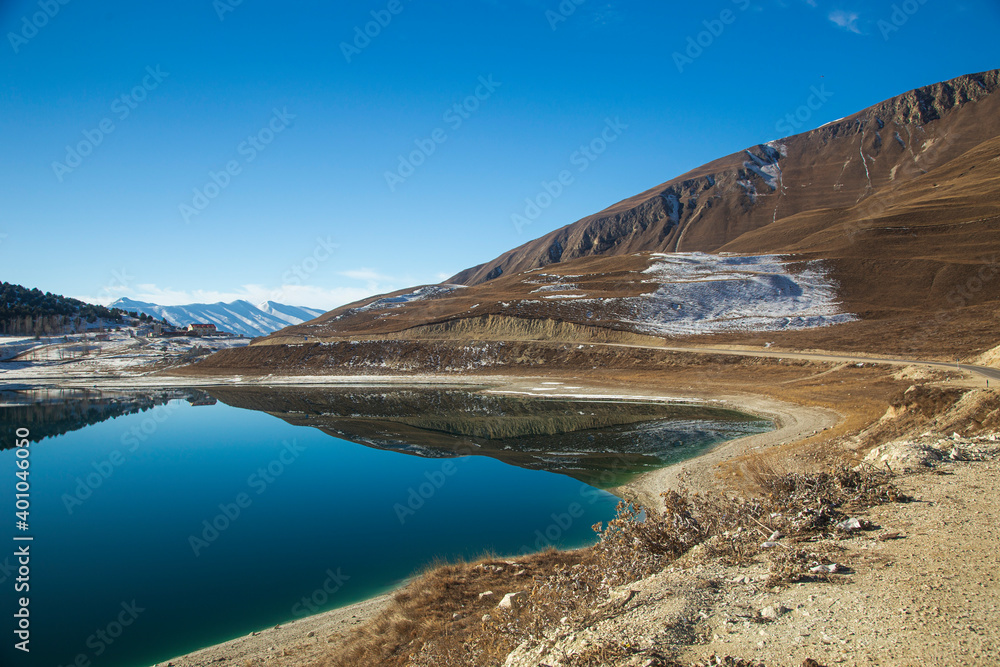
[0,281,165,336]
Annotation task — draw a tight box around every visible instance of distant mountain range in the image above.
[110,298,324,337]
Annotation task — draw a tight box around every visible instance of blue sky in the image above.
[1,0,997,310]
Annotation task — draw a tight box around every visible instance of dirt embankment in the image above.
[265,315,665,347]
[178,337,857,378]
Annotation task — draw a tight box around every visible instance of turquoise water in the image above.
[1,396,624,667]
[0,389,769,667]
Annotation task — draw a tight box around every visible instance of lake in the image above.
[0,386,771,667]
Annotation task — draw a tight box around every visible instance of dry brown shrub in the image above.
[315,465,904,665]
[591,492,710,587]
[741,452,791,495]
[587,464,905,588]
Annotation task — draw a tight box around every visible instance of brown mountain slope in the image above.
[449,69,1000,286]
[717,132,1000,321]
[185,70,1000,380]
[202,131,999,363]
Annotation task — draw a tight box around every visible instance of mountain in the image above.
[450,69,1000,286]
[256,300,328,326]
[109,298,324,337]
[186,69,1000,375]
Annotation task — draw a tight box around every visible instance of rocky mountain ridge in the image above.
[449,69,1000,286]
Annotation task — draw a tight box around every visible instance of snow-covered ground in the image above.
[332,285,463,318]
[0,330,249,384]
[0,336,44,362]
[531,283,581,293]
[620,253,857,335]
[257,300,325,326]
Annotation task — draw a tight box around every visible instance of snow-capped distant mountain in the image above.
[256,300,326,326]
[110,298,324,338]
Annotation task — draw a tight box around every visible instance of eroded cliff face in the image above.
[448,70,1000,286]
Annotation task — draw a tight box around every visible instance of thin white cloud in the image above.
[74,266,454,312]
[828,9,861,33]
[338,268,396,282]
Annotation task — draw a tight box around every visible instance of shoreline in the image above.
[140,371,838,666]
[154,592,395,667]
[617,392,839,507]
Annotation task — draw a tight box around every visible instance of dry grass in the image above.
[314,551,587,667]
[312,464,903,666]
[740,452,788,494]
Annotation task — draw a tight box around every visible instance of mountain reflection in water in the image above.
[206,386,773,488]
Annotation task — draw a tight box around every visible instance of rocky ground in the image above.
[501,432,1000,667]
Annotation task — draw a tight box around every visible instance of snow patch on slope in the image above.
[348,285,463,315]
[620,253,856,335]
[531,283,581,293]
[257,301,325,326]
[744,146,783,191]
[660,192,681,221]
[766,140,788,157]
